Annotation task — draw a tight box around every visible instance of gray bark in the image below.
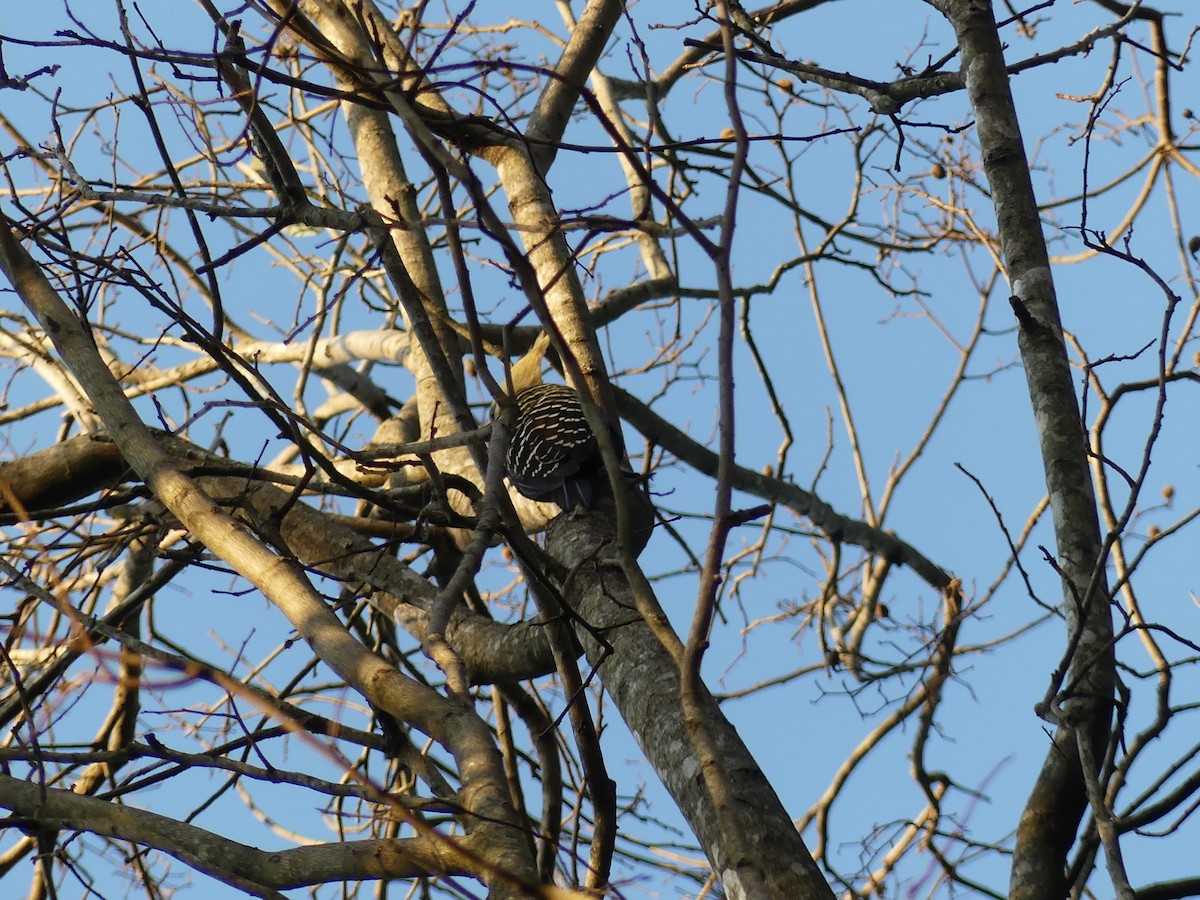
[926,3,1117,896]
[547,508,835,900]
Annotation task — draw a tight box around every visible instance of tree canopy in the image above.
[1,2,1198,898]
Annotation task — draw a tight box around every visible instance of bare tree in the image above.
[1,1,1198,898]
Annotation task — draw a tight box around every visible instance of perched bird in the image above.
[498,332,610,511]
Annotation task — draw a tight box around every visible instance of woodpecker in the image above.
[499,332,608,511]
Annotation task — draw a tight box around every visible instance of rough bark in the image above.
[927,3,1117,896]
[547,508,835,900]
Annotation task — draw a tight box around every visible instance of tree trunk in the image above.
[928,3,1117,896]
[547,509,834,900]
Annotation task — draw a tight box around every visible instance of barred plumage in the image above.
[507,382,602,510]
[498,332,606,510]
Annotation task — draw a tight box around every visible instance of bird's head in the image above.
[507,330,551,395]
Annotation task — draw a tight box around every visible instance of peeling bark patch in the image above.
[1013,267,1053,299]
[681,755,701,784]
[722,868,747,900]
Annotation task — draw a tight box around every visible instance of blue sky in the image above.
[2,2,1199,897]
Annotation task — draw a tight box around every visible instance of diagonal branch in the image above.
[0,773,475,894]
[614,386,954,590]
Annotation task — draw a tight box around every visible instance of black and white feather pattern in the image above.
[506,383,601,510]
